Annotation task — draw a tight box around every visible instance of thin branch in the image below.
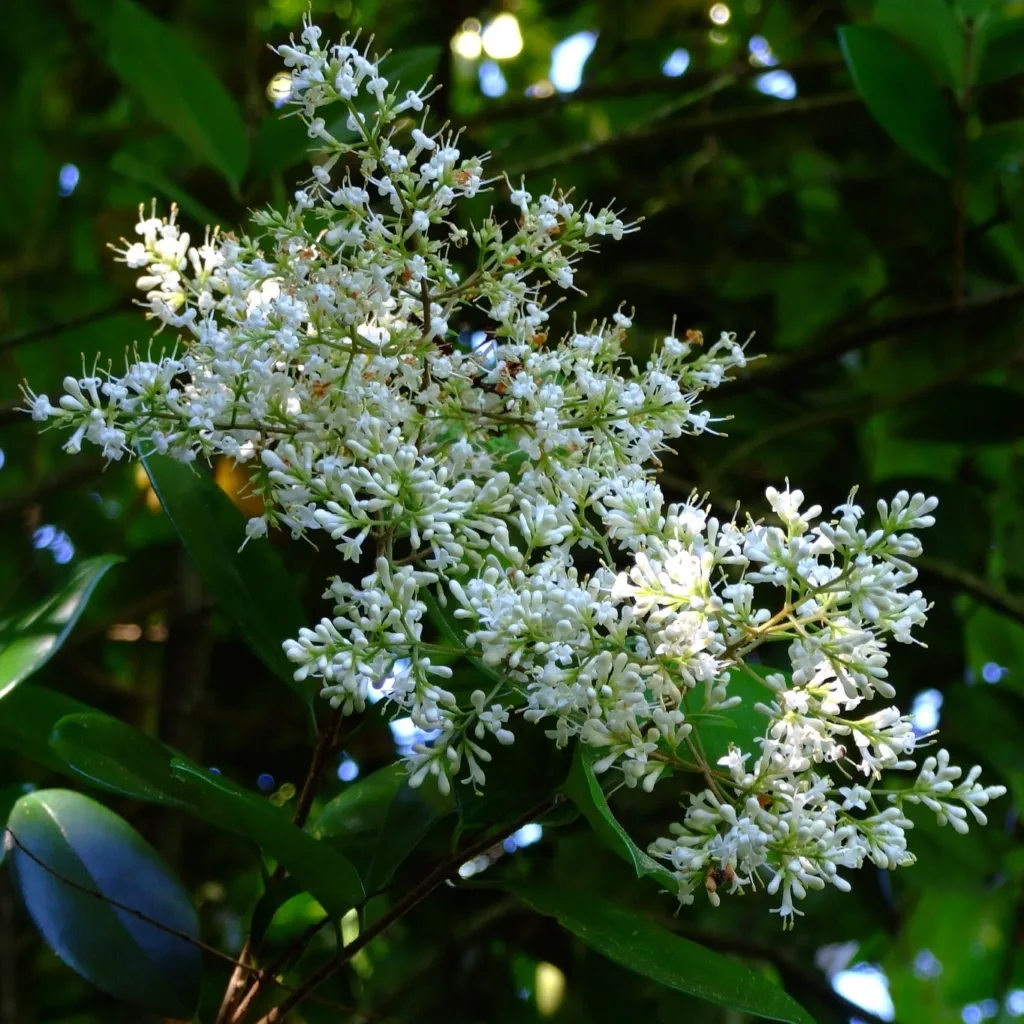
[506,91,860,177]
[252,793,565,1024]
[0,302,130,355]
[217,707,345,1023]
[463,57,845,128]
[726,284,1024,396]
[916,555,1024,626]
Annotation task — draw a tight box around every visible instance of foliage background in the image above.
[2,0,1024,1022]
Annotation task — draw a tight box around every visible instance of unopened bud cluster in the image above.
[24,16,1004,925]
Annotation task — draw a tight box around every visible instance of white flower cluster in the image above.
[25,16,1005,924]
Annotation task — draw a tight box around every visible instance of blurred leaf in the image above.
[110,151,225,226]
[561,746,678,892]
[839,25,956,175]
[0,555,123,700]
[106,0,248,188]
[874,0,966,92]
[142,453,313,707]
[50,713,364,918]
[503,883,815,1024]
[965,606,1024,692]
[313,762,454,892]
[887,383,1023,443]
[977,17,1024,85]
[7,788,201,1018]
[942,683,1024,775]
[968,121,1024,182]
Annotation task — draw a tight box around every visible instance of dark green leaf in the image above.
[503,883,815,1024]
[50,713,364,918]
[690,666,778,769]
[312,763,454,892]
[0,556,123,700]
[977,17,1024,85]
[839,24,956,175]
[106,0,248,188]
[874,0,966,92]
[888,383,1023,443]
[422,589,505,689]
[7,789,201,1018]
[968,122,1024,182]
[142,453,313,707]
[110,151,226,226]
[0,684,97,775]
[561,746,678,892]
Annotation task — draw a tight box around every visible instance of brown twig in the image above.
[215,707,344,1023]
[463,57,845,129]
[0,302,130,355]
[916,555,1024,626]
[252,793,564,1024]
[505,91,860,177]
[725,284,1024,396]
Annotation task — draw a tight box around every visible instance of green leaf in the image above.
[0,684,97,774]
[888,383,1024,443]
[503,883,815,1024]
[110,151,226,226]
[312,763,454,892]
[49,713,364,919]
[561,746,678,892]
[142,453,313,707]
[0,556,123,700]
[968,121,1024,182]
[7,789,201,1018]
[874,0,966,92]
[839,24,956,175]
[977,17,1024,85]
[690,666,778,769]
[106,0,248,188]
[422,589,505,690]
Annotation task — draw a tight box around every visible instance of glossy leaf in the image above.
[0,684,97,775]
[0,556,123,700]
[504,883,815,1024]
[874,0,966,93]
[7,789,201,1018]
[839,25,956,175]
[313,762,454,891]
[142,453,313,706]
[977,17,1024,85]
[50,713,364,919]
[106,0,248,188]
[561,746,678,892]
